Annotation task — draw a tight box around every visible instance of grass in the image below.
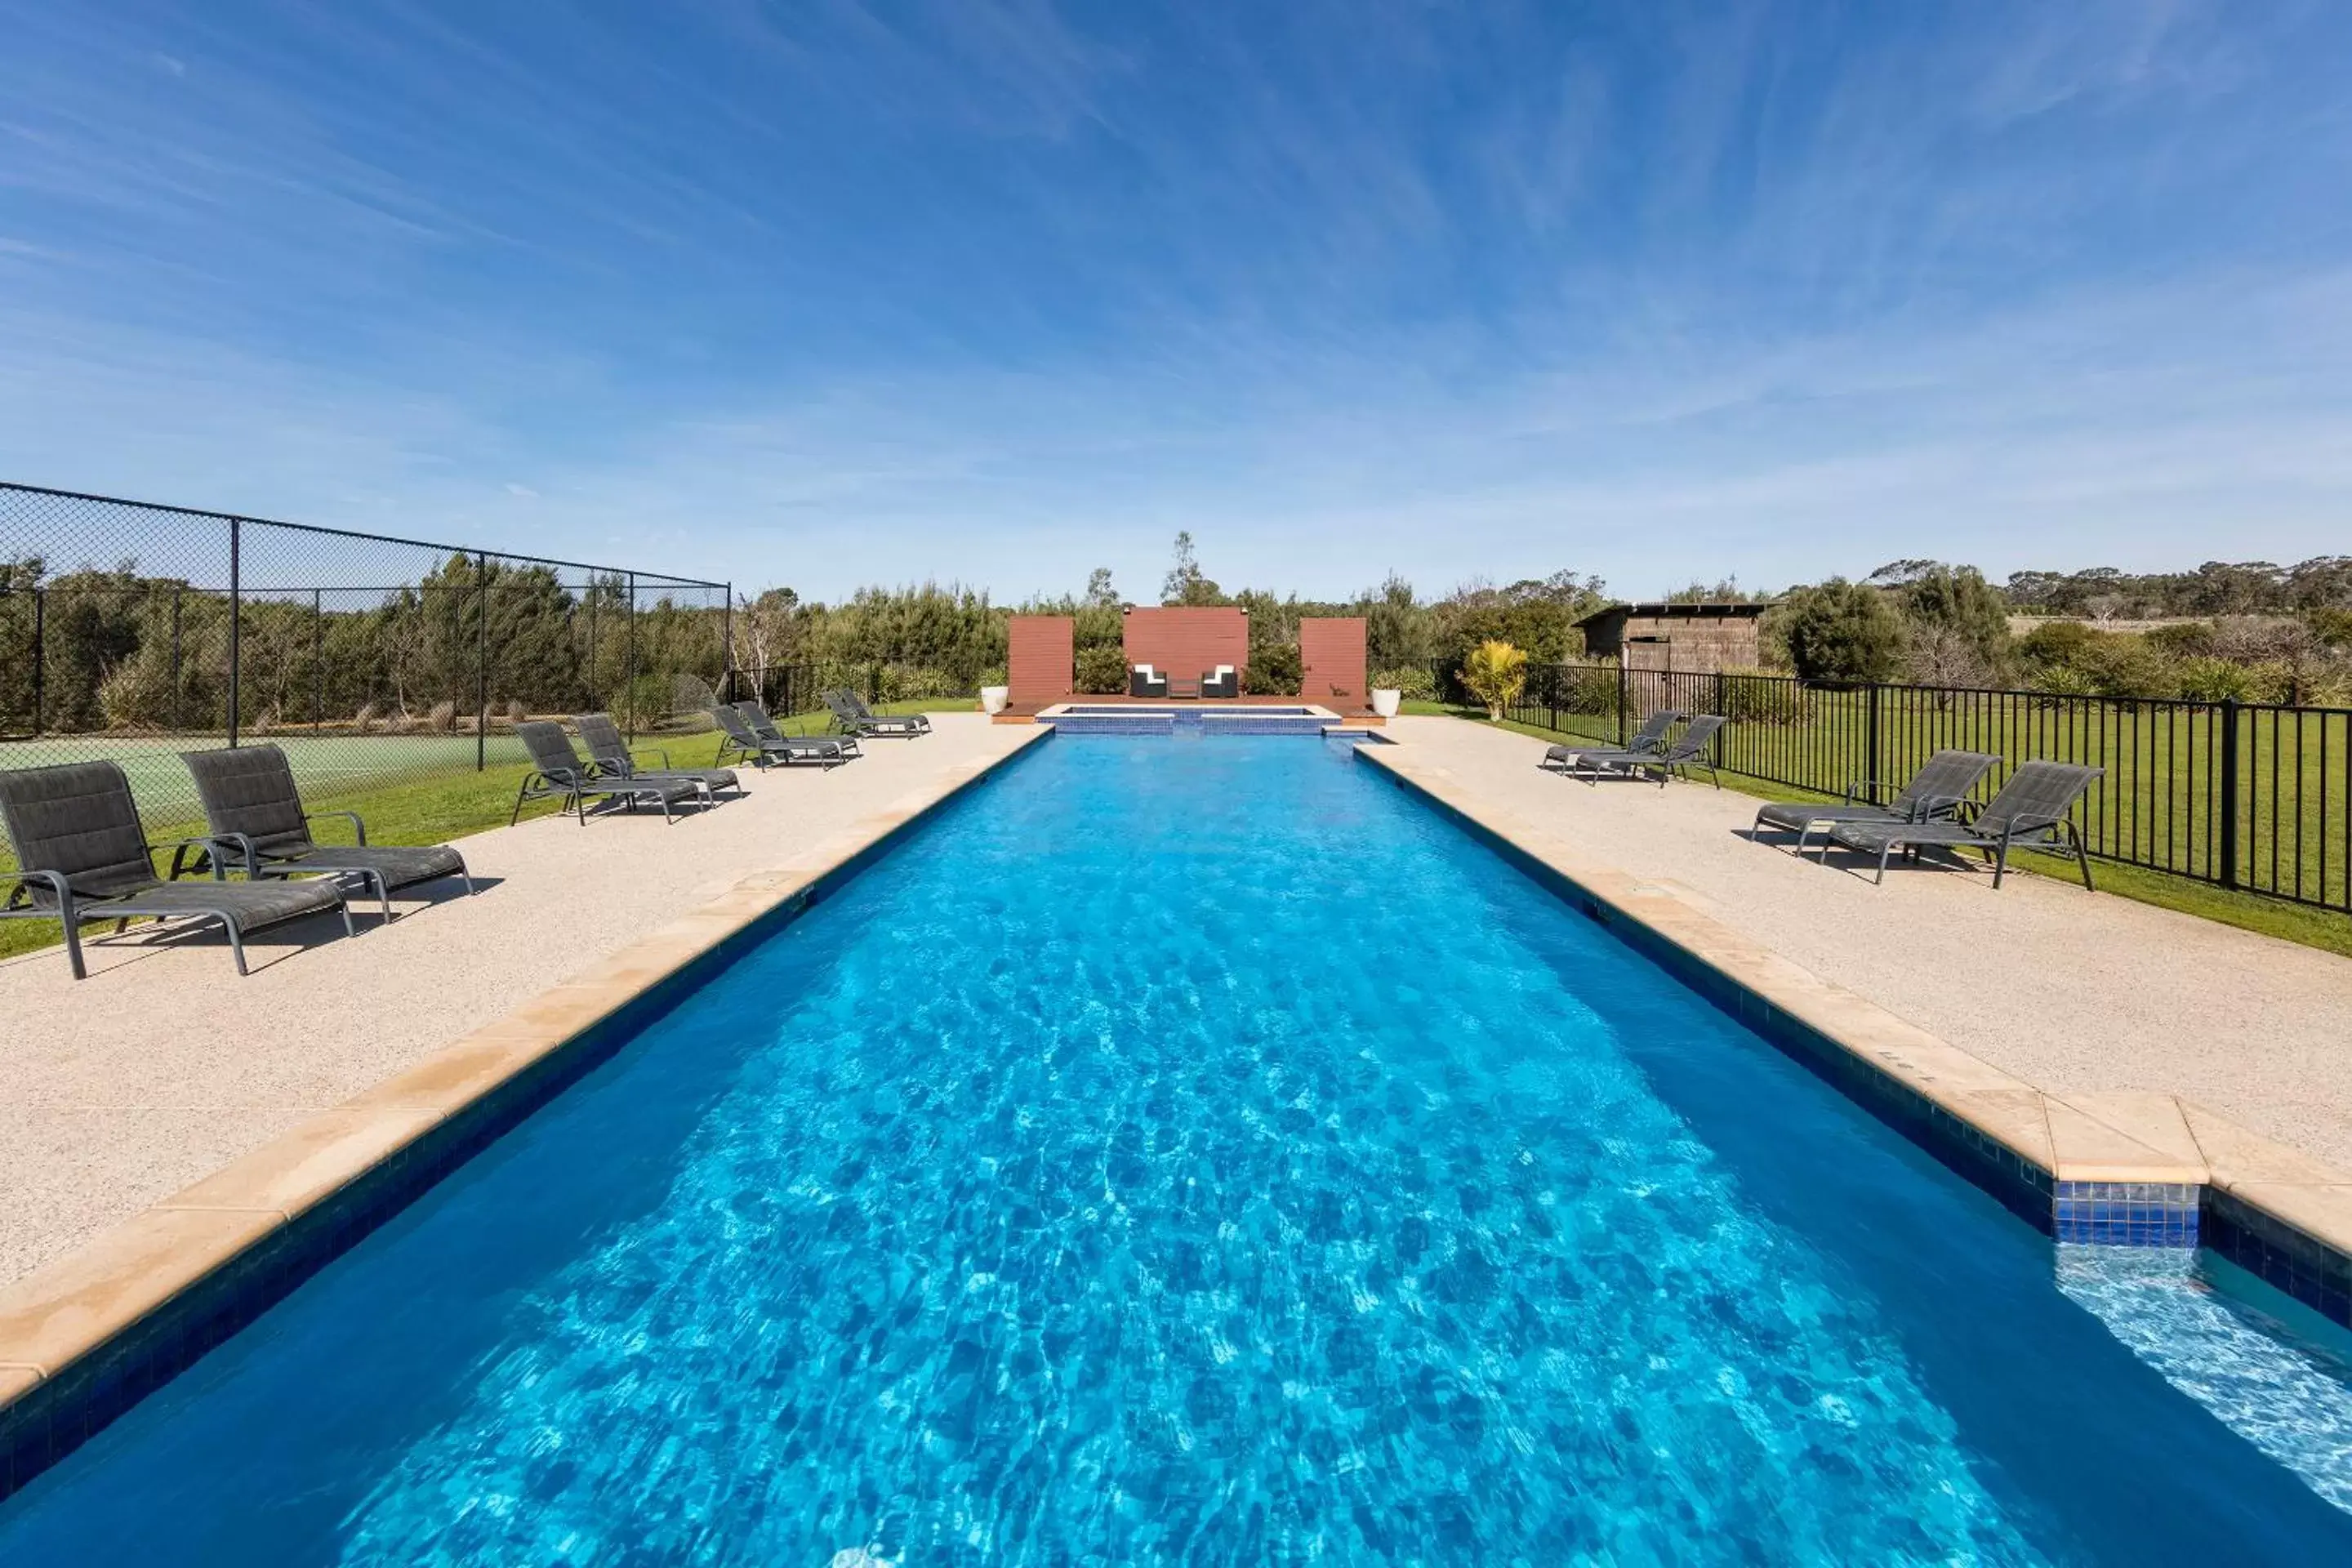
[1407,701,2352,958]
[0,703,973,966]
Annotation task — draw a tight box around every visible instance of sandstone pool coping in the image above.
[0,726,1051,1459]
[1354,742,2352,1269]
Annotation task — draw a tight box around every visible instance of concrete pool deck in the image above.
[0,715,1045,1290]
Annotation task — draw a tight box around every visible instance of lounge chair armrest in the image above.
[305,809,368,846]
[0,866,76,920]
[1841,778,1896,804]
[158,834,242,881]
[634,746,674,768]
[1907,792,1969,821]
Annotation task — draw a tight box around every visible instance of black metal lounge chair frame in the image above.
[0,760,354,979]
[821,689,929,737]
[511,722,701,826]
[1543,709,1681,774]
[179,744,475,921]
[1555,715,1727,788]
[722,702,857,766]
[575,713,743,803]
[1828,760,2104,890]
[1751,749,2002,858]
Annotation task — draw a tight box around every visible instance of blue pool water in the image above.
[5,735,2351,1563]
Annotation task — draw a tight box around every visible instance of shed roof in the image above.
[1575,600,1776,626]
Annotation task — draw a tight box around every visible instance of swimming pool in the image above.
[3,736,2350,1561]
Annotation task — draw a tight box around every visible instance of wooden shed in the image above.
[1575,602,1773,675]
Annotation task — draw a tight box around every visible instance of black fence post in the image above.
[868,661,880,706]
[2218,696,2240,889]
[624,572,639,742]
[1615,660,1628,746]
[475,551,490,771]
[29,587,43,735]
[312,588,324,730]
[170,587,183,733]
[721,585,734,706]
[1714,670,1728,771]
[227,518,241,749]
[1866,683,1882,793]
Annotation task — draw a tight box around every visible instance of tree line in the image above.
[1,551,724,736]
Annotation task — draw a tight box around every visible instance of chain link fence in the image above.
[1,481,731,835]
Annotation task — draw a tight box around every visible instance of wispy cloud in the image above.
[2,0,2347,600]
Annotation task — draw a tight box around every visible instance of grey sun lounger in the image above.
[1752,749,2001,857]
[1553,714,1727,788]
[0,760,353,978]
[1828,760,2104,889]
[718,702,854,767]
[575,713,742,802]
[822,688,929,737]
[181,745,474,921]
[512,721,702,825]
[1543,709,1681,774]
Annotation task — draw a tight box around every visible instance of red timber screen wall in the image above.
[1298,617,1368,710]
[1120,607,1250,685]
[1006,616,1075,706]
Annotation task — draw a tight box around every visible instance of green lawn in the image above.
[1400,701,2352,959]
[0,701,972,965]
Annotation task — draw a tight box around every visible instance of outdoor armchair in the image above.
[821,689,929,737]
[1552,714,1726,787]
[1543,709,1681,773]
[1128,665,1169,699]
[1827,760,2104,889]
[0,760,353,978]
[1201,665,1239,699]
[180,745,474,921]
[1752,749,2001,858]
[576,713,742,802]
[512,722,702,825]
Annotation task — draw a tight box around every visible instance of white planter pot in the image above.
[1371,688,1402,718]
[980,685,1010,715]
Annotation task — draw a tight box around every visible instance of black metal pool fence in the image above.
[1431,659,2352,915]
[1,480,733,831]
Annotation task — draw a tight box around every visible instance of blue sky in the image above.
[3,1,2349,603]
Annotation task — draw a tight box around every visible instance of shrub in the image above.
[609,675,670,732]
[425,699,457,733]
[1245,644,1302,696]
[1772,580,1904,684]
[1074,645,1127,694]
[1459,639,1527,719]
[2016,619,2099,670]
[1370,666,1436,702]
[505,697,527,724]
[2145,622,2216,659]
[354,701,380,732]
[2176,657,2256,702]
[97,644,178,730]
